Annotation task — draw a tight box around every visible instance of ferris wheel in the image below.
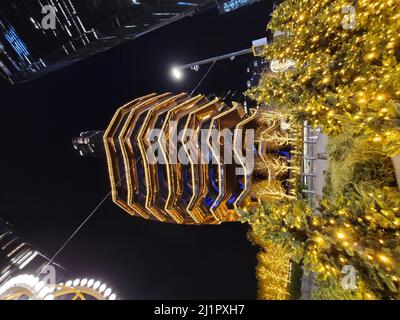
[0,274,117,300]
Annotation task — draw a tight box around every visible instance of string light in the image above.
[336,231,346,240]
[256,242,292,300]
[378,254,391,264]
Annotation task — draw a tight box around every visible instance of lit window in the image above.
[177,2,198,6]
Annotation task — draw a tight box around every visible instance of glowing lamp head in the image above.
[171,67,183,81]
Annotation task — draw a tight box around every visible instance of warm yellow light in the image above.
[336,231,346,240]
[315,236,323,244]
[358,98,367,104]
[378,254,391,264]
[365,52,377,60]
[376,94,386,101]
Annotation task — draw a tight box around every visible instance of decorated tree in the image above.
[255,155,299,179]
[244,0,400,299]
[249,0,400,154]
[240,190,396,299]
[261,130,298,150]
[251,179,296,201]
[255,243,293,300]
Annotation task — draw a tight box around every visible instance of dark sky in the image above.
[0,1,273,299]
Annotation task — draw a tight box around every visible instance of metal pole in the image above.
[175,48,253,71]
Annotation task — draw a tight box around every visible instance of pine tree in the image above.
[249,0,400,154]
[244,0,400,299]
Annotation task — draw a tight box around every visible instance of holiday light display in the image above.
[250,0,400,150]
[255,242,292,300]
[245,0,400,299]
[0,274,117,300]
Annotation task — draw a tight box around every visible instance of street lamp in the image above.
[169,37,267,81]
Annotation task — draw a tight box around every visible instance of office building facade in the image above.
[0,219,63,285]
[0,0,215,84]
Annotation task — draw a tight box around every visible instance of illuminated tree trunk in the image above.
[256,243,291,300]
[251,179,296,201]
[261,130,297,150]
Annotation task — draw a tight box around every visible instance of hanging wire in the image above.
[190,59,217,97]
[222,90,232,101]
[37,176,125,276]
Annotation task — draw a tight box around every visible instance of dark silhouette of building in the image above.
[0,0,215,84]
[217,0,260,14]
[0,218,63,285]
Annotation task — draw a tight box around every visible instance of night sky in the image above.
[0,1,273,299]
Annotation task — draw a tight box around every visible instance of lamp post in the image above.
[170,37,267,80]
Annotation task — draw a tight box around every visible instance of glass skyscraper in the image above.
[0,0,215,84]
[0,218,63,285]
